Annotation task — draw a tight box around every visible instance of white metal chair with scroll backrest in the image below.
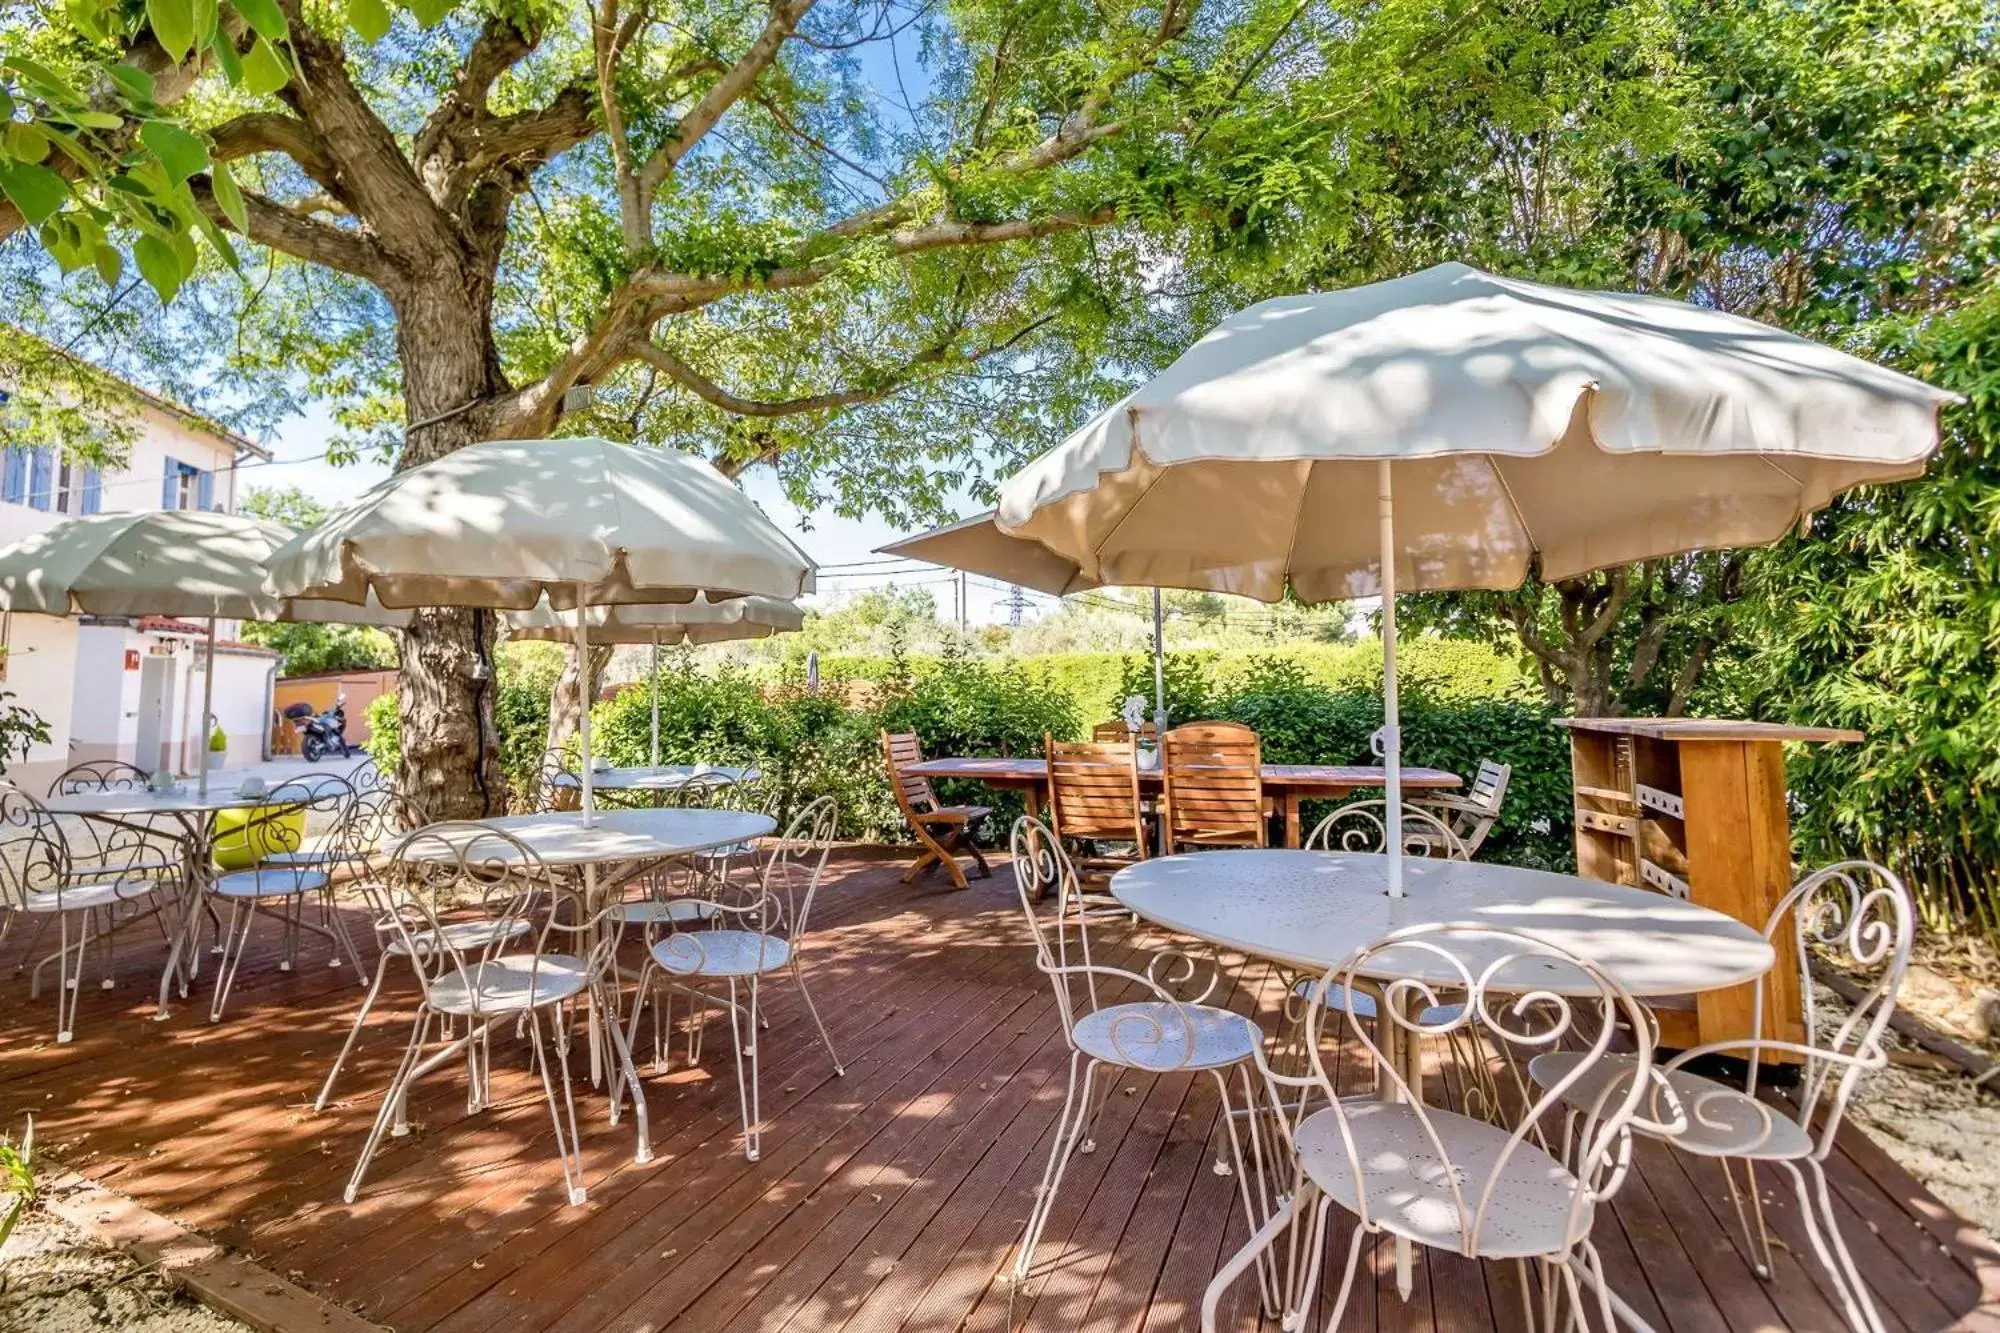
[1290,803,1499,1113]
[311,787,462,1112]
[1528,860,1913,1333]
[0,783,178,1043]
[1008,814,1278,1307]
[204,776,365,1022]
[1411,758,1512,858]
[608,770,752,950]
[18,761,178,973]
[620,796,840,1163]
[344,820,650,1207]
[1204,922,1657,1333]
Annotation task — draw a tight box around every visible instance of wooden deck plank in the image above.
[3,852,1994,1333]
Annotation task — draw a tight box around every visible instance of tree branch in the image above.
[634,0,820,208]
[629,339,949,417]
[190,177,392,283]
[208,112,340,192]
[413,14,538,172]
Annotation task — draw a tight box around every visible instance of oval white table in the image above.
[1114,849,1775,1318]
[566,765,763,795]
[400,807,774,866]
[44,785,322,1018]
[1110,849,1775,997]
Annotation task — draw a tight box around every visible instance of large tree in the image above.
[2,0,1689,812]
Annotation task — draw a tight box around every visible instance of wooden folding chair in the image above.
[1160,721,1267,850]
[1046,734,1147,878]
[880,731,992,889]
[1410,757,1511,857]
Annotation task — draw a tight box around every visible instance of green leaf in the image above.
[209,159,248,232]
[211,28,243,83]
[0,161,69,226]
[192,0,220,50]
[404,0,450,28]
[56,108,126,130]
[3,123,50,164]
[145,0,197,62]
[191,206,240,270]
[92,243,122,284]
[241,35,290,95]
[2,57,86,105]
[108,64,158,108]
[228,0,286,41]
[139,120,209,184]
[347,0,391,43]
[133,232,184,302]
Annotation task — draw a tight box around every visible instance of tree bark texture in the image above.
[545,642,615,756]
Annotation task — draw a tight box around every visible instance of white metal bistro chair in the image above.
[606,771,751,943]
[344,821,650,1207]
[203,778,366,1022]
[1203,922,1659,1333]
[620,795,840,1163]
[0,783,179,1043]
[1287,804,1502,1115]
[1007,814,1278,1305]
[1528,860,1914,1333]
[311,788,463,1112]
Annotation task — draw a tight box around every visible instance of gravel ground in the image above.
[0,1207,246,1333]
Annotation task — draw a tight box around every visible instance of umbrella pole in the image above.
[575,583,594,827]
[650,627,660,768]
[1378,460,1404,900]
[1151,587,1166,731]
[198,617,217,796]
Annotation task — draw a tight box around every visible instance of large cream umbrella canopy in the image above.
[506,595,805,765]
[266,438,815,611]
[267,438,815,821]
[995,262,1957,897]
[0,510,408,793]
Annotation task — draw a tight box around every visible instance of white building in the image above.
[2,341,281,793]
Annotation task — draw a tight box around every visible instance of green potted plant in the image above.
[207,723,228,771]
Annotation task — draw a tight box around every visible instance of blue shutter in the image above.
[162,456,179,509]
[27,448,51,512]
[80,466,101,514]
[196,468,214,511]
[1,451,23,504]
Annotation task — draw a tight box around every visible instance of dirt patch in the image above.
[0,1205,247,1332]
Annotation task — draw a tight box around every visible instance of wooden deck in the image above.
[3,851,1997,1332]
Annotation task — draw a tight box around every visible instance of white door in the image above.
[133,655,173,772]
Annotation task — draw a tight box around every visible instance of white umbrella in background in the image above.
[875,512,1173,732]
[265,438,815,823]
[0,510,407,794]
[993,262,1957,895]
[504,594,804,765]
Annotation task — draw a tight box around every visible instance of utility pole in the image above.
[1007,584,1027,626]
[956,570,968,633]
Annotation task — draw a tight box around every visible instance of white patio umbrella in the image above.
[994,262,1958,895]
[266,438,815,823]
[874,513,1173,730]
[0,509,407,794]
[504,594,804,765]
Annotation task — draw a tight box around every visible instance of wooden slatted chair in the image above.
[1090,720,1158,742]
[1410,757,1511,857]
[1161,722,1267,850]
[1046,734,1146,879]
[880,731,992,889]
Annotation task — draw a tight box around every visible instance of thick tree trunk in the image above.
[389,276,511,817]
[546,642,614,755]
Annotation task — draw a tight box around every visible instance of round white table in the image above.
[1111,849,1774,997]
[44,785,318,1018]
[400,807,774,866]
[563,765,762,794]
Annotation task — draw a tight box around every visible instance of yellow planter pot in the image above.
[213,806,306,871]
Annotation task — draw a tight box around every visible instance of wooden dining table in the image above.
[899,755,1461,847]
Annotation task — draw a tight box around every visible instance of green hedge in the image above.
[365,639,1571,865]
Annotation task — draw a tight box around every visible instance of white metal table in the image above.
[44,785,307,1018]
[400,807,774,868]
[1112,849,1775,1313]
[1109,850,1775,997]
[563,765,763,795]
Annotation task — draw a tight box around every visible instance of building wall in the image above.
[0,613,78,792]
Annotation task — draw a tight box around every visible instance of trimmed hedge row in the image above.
[365,641,1574,867]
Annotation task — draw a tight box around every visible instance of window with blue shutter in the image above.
[196,468,214,511]
[80,466,100,514]
[1,451,23,505]
[27,448,51,511]
[162,456,179,509]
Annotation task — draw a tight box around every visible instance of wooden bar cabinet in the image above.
[1558,717,1862,1057]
